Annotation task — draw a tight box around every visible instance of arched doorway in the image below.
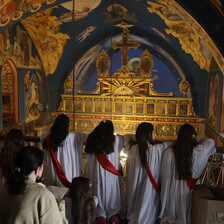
[1,59,19,127]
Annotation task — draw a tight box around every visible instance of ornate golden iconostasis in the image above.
[58,22,204,140]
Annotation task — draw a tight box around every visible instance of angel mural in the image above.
[77,26,96,43]
[102,4,138,23]
[60,0,101,22]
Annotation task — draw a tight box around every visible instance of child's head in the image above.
[70,176,96,224]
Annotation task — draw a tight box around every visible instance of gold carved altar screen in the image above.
[58,22,204,140]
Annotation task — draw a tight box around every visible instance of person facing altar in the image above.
[40,113,86,187]
[125,122,172,224]
[85,120,124,224]
[159,124,216,224]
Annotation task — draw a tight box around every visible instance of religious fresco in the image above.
[148,0,224,76]
[60,0,101,22]
[0,0,58,29]
[0,24,42,69]
[220,77,224,133]
[77,26,97,43]
[102,4,138,23]
[21,7,69,76]
[24,70,43,123]
[206,71,223,131]
[148,0,212,71]
[1,59,19,126]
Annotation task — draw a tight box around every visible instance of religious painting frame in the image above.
[140,49,154,78]
[136,99,144,114]
[75,98,82,112]
[146,100,155,115]
[84,98,92,112]
[115,99,123,114]
[125,99,133,114]
[94,98,102,113]
[105,99,112,113]
[179,102,188,116]
[157,100,166,115]
[168,101,177,116]
[96,50,110,78]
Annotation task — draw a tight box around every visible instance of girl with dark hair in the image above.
[0,146,68,223]
[65,176,97,224]
[41,114,86,187]
[85,120,125,224]
[159,124,216,224]
[0,129,24,184]
[125,122,172,224]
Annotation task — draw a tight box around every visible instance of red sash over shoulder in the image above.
[46,134,71,188]
[146,162,161,192]
[95,153,123,176]
[172,148,197,190]
[0,158,9,180]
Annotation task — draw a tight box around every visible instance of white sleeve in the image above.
[192,138,216,178]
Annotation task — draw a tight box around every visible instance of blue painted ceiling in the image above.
[1,0,224,117]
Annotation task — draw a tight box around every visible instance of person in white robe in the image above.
[85,120,124,224]
[158,124,216,224]
[125,122,172,224]
[40,114,86,187]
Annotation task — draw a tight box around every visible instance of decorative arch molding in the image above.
[148,0,224,75]
[1,59,19,126]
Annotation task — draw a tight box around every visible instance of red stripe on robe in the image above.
[95,153,123,176]
[46,134,71,188]
[146,162,161,192]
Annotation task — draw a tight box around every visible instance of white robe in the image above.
[41,129,86,187]
[87,134,124,220]
[159,138,216,224]
[125,142,172,224]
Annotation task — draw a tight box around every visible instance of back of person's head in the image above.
[135,122,154,169]
[70,177,96,224]
[174,123,198,180]
[85,120,115,154]
[7,146,43,195]
[1,129,24,176]
[50,113,69,152]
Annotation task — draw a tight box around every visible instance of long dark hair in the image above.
[49,114,69,152]
[7,146,43,195]
[173,124,198,180]
[132,122,154,169]
[0,129,24,176]
[85,120,115,154]
[69,177,96,224]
